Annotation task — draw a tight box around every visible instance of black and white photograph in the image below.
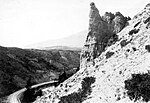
[0,0,150,103]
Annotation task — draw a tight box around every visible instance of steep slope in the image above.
[34,3,150,103]
[0,46,80,98]
[26,31,87,49]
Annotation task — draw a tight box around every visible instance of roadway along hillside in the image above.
[7,81,58,103]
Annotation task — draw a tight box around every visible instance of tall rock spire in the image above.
[80,2,128,68]
[89,2,101,32]
[81,3,113,67]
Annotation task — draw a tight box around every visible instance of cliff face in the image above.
[34,3,150,103]
[80,3,128,68]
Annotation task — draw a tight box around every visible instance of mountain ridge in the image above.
[41,46,81,51]
[26,30,87,49]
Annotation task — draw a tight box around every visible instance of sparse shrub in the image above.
[126,16,131,21]
[129,29,139,35]
[132,47,136,51]
[134,22,141,28]
[126,49,130,52]
[87,57,91,62]
[124,16,131,23]
[124,73,150,102]
[120,40,130,48]
[145,45,150,52]
[144,17,150,24]
[81,77,95,97]
[59,77,95,103]
[105,51,114,59]
[145,3,150,9]
[146,23,150,29]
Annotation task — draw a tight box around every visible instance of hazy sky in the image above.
[0,0,149,48]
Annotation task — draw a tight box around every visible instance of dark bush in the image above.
[145,3,150,8]
[58,71,67,83]
[132,47,136,51]
[126,49,130,52]
[120,40,130,48]
[134,22,141,28]
[146,23,150,29]
[125,16,131,22]
[144,17,150,24]
[105,51,114,59]
[59,77,95,103]
[145,45,150,52]
[25,76,34,89]
[124,73,150,102]
[87,58,91,62]
[81,77,95,97]
[22,88,42,103]
[129,29,139,35]
[127,16,131,21]
[76,67,80,72]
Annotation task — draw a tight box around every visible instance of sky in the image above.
[0,0,149,48]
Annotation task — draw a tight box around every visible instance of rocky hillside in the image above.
[34,3,150,103]
[0,46,80,98]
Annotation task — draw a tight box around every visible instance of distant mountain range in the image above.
[26,30,87,49]
[42,46,81,51]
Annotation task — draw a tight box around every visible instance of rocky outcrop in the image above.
[113,12,127,33]
[80,3,128,68]
[34,2,150,103]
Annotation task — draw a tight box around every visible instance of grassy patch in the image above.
[124,73,150,102]
[59,77,95,103]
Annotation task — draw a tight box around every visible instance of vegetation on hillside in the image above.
[0,46,80,98]
[125,73,150,102]
[59,77,95,103]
